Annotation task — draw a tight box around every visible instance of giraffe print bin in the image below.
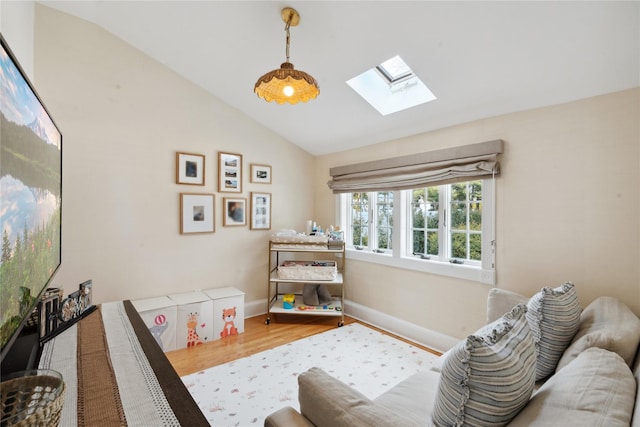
[167,290,214,349]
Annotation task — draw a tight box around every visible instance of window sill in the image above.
[346,248,495,284]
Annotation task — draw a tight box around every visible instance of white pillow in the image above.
[431,304,536,427]
[508,348,636,427]
[556,296,640,371]
[526,282,581,381]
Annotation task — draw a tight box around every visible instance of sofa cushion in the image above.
[431,304,536,427]
[508,347,636,427]
[297,367,422,427]
[526,282,581,381]
[556,296,640,371]
[264,407,315,427]
[486,288,529,323]
[631,351,640,427]
[374,370,440,422]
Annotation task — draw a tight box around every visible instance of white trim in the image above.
[337,179,497,285]
[344,300,459,354]
[346,248,494,284]
[248,298,458,354]
[245,298,267,319]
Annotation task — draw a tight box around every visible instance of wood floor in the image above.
[166,313,440,377]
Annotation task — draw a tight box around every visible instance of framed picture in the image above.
[180,193,215,234]
[176,152,205,185]
[250,192,271,230]
[250,163,272,184]
[223,197,247,227]
[218,151,243,193]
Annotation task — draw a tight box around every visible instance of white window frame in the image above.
[336,179,496,284]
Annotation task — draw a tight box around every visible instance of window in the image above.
[345,55,436,116]
[339,179,495,284]
[349,192,369,247]
[376,192,393,252]
[410,181,482,265]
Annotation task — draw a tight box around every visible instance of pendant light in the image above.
[254,7,320,104]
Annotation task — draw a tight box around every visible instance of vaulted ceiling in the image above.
[39,1,639,155]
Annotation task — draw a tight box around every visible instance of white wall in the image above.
[0,0,34,78]
[14,4,640,349]
[315,88,640,340]
[33,5,315,306]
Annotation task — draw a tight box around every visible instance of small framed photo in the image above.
[250,163,272,184]
[250,192,271,230]
[223,197,247,227]
[176,152,205,185]
[180,193,215,234]
[218,151,243,193]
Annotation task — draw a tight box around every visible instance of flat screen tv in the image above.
[0,33,62,364]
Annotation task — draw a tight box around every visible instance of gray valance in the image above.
[327,139,503,193]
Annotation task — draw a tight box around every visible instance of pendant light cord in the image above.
[285,19,291,62]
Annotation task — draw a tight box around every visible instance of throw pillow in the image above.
[486,288,529,323]
[556,296,640,371]
[526,282,582,381]
[431,304,536,427]
[507,348,636,427]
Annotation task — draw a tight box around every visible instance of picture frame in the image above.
[250,163,272,184]
[250,192,271,230]
[223,197,247,227]
[176,152,205,185]
[180,193,215,234]
[218,151,243,193]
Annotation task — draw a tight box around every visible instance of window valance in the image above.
[327,139,503,193]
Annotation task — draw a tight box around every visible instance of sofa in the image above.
[265,284,640,426]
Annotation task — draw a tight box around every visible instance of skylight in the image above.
[347,55,436,116]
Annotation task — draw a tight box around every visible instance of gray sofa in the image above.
[265,286,640,427]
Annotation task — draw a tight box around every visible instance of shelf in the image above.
[269,295,342,317]
[269,271,343,284]
[269,246,344,253]
[267,240,345,326]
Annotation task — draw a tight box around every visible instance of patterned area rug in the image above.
[181,323,439,426]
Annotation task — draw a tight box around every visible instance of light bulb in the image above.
[283,86,294,97]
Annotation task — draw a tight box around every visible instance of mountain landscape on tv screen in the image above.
[0,46,61,350]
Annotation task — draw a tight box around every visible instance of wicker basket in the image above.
[0,370,65,427]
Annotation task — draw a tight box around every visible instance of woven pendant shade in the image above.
[254,7,319,104]
[255,62,319,104]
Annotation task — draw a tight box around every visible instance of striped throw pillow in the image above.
[431,304,536,427]
[526,282,582,381]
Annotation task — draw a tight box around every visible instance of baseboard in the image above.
[245,298,458,354]
[245,298,267,319]
[344,300,459,354]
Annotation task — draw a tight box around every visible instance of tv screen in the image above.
[0,33,62,363]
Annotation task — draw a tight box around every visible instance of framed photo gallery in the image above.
[175,151,272,232]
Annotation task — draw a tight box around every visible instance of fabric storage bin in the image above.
[131,295,178,352]
[203,287,245,339]
[168,291,214,349]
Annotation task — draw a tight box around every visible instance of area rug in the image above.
[181,323,439,426]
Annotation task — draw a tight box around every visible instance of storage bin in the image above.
[203,287,245,339]
[277,260,337,281]
[167,291,214,349]
[131,296,177,352]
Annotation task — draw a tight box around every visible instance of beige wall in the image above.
[33,5,315,305]
[315,88,640,339]
[1,1,34,78]
[21,5,640,342]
